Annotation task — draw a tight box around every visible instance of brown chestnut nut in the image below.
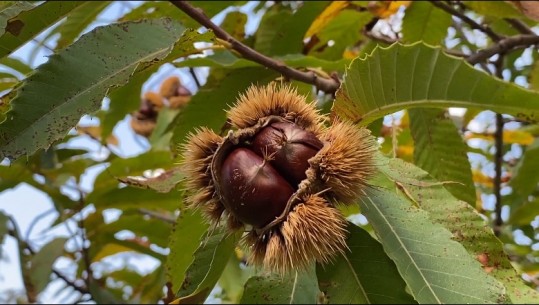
[252,121,323,186]
[220,148,294,228]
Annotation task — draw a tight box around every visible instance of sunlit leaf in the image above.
[465,130,535,145]
[53,1,112,49]
[305,1,347,38]
[369,1,411,18]
[0,18,187,161]
[402,1,451,45]
[317,222,415,304]
[335,43,539,125]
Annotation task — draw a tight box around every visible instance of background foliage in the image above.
[1,1,539,304]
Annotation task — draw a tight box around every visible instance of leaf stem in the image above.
[169,1,341,94]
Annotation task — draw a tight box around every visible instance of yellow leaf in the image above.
[343,48,360,59]
[472,170,493,188]
[92,243,133,262]
[77,125,119,146]
[369,1,411,18]
[396,145,413,158]
[305,1,350,38]
[465,130,534,145]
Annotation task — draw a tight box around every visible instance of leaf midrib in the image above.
[364,194,441,303]
[357,99,537,124]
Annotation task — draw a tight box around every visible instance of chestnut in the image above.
[252,121,323,186]
[220,147,294,228]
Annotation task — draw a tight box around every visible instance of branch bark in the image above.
[170,1,341,94]
[467,34,539,64]
[430,1,502,41]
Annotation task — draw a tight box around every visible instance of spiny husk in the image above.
[227,83,325,135]
[181,128,224,222]
[130,117,156,137]
[143,91,164,109]
[244,194,347,274]
[312,121,377,204]
[159,76,181,99]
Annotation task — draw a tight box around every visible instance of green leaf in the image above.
[29,237,67,293]
[334,43,539,126]
[255,2,328,56]
[0,211,8,257]
[101,29,213,138]
[0,56,32,80]
[91,214,172,248]
[402,1,451,45]
[0,1,83,58]
[0,18,186,161]
[118,1,234,28]
[0,2,37,36]
[409,108,476,204]
[221,11,247,40]
[176,229,241,303]
[170,67,277,153]
[53,1,112,49]
[509,198,539,226]
[175,50,351,72]
[240,266,320,304]
[166,209,209,292]
[359,187,508,304]
[529,60,539,91]
[219,254,254,303]
[465,1,522,19]
[148,107,180,151]
[317,222,415,304]
[308,10,372,60]
[379,155,539,303]
[89,151,174,200]
[510,139,539,198]
[91,187,180,211]
[119,167,183,193]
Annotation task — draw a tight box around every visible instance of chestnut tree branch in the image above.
[169,1,341,94]
[467,34,539,64]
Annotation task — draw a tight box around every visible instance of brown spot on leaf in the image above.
[6,19,24,36]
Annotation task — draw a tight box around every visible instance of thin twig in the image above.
[6,216,89,296]
[430,1,502,41]
[504,18,535,35]
[467,34,539,64]
[189,67,201,89]
[169,1,340,94]
[493,54,505,236]
[76,191,93,288]
[138,208,176,224]
[493,112,504,236]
